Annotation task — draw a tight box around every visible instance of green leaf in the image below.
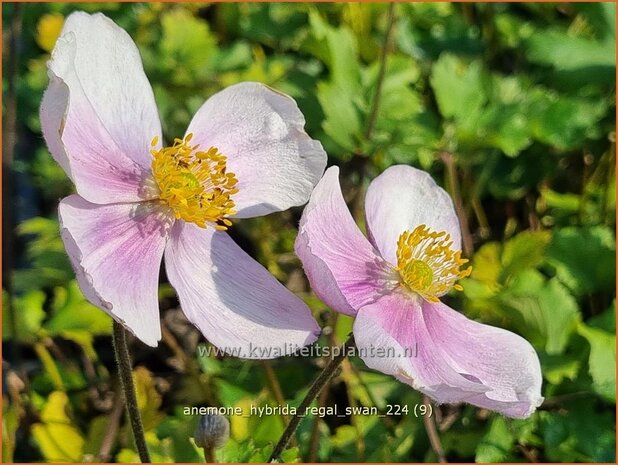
[574,3,616,44]
[216,378,255,407]
[308,10,361,87]
[33,342,65,391]
[197,345,224,375]
[159,9,216,84]
[588,301,616,333]
[46,281,111,336]
[249,402,285,447]
[541,187,581,213]
[156,415,204,463]
[334,314,354,343]
[14,217,72,292]
[279,446,301,463]
[440,426,486,459]
[475,416,514,462]
[468,242,502,286]
[2,289,46,342]
[367,54,421,122]
[213,42,253,72]
[82,415,110,458]
[577,323,616,402]
[317,81,363,152]
[464,230,551,296]
[30,146,74,200]
[547,226,616,296]
[501,230,551,281]
[331,424,357,450]
[501,272,580,354]
[541,400,615,462]
[529,93,608,150]
[218,438,260,463]
[430,54,487,120]
[539,353,581,385]
[525,29,615,71]
[475,103,531,157]
[309,11,364,153]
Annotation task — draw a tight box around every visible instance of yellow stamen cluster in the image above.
[396,224,472,303]
[150,134,238,230]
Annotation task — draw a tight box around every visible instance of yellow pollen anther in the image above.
[150,133,239,229]
[396,224,472,303]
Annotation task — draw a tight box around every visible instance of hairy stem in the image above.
[268,335,355,462]
[112,321,151,463]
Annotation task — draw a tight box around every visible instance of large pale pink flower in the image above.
[295,166,543,418]
[41,12,326,354]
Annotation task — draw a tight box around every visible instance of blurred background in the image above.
[2,2,616,462]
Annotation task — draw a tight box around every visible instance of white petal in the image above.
[58,195,172,346]
[354,293,543,418]
[41,12,161,204]
[185,82,327,218]
[364,165,462,265]
[164,221,320,358]
[295,166,395,316]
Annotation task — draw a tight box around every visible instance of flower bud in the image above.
[194,414,230,450]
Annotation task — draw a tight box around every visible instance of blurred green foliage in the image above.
[2,2,616,463]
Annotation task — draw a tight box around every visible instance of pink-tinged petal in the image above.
[354,293,542,418]
[58,195,172,346]
[364,165,462,265]
[422,300,543,418]
[185,82,327,218]
[164,221,320,359]
[40,75,71,176]
[354,293,488,401]
[295,167,395,316]
[41,12,161,204]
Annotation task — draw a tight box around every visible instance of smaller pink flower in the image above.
[295,166,543,418]
[41,12,326,354]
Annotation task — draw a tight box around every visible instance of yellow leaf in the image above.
[133,367,163,431]
[31,392,84,462]
[230,398,252,442]
[36,14,64,52]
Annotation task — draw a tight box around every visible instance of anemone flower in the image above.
[295,166,543,418]
[41,12,326,353]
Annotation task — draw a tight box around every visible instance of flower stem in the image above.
[268,334,355,463]
[112,321,151,463]
[202,446,216,463]
[422,395,447,463]
[440,151,474,257]
[364,2,396,141]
